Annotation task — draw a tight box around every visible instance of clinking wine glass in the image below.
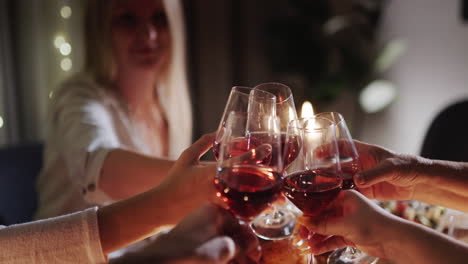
[283,117,343,264]
[213,86,252,160]
[314,112,379,264]
[214,112,284,259]
[213,86,276,160]
[314,112,359,190]
[250,82,300,240]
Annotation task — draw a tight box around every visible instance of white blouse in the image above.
[35,72,186,219]
[0,207,106,264]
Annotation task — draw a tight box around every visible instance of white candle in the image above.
[301,101,320,142]
[301,101,314,118]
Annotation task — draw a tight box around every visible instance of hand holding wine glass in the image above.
[282,117,343,263]
[312,136,420,201]
[214,112,284,223]
[332,140,424,202]
[314,112,379,264]
[296,190,395,259]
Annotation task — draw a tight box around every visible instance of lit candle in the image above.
[301,101,314,118]
[300,101,320,142]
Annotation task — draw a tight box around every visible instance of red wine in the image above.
[213,141,221,160]
[339,156,360,189]
[213,133,300,169]
[246,133,300,169]
[283,169,341,216]
[213,136,263,161]
[214,165,282,221]
[282,134,300,168]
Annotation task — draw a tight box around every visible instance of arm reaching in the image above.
[298,190,468,264]
[110,203,260,264]
[349,140,468,212]
[97,133,218,253]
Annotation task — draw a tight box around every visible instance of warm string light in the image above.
[54,3,74,67]
[60,58,72,71]
[60,5,72,19]
[51,2,74,98]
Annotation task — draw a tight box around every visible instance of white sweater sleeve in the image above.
[0,207,106,264]
[50,77,121,205]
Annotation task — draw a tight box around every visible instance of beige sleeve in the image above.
[0,207,107,263]
[50,80,122,205]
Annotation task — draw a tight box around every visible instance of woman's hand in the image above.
[112,203,260,264]
[297,190,399,258]
[159,133,218,209]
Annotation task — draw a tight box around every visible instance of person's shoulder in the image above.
[52,72,112,102]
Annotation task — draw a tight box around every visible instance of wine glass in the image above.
[250,82,300,240]
[315,112,379,264]
[214,112,284,244]
[283,117,343,264]
[213,86,277,160]
[213,86,252,160]
[446,211,468,243]
[314,112,359,189]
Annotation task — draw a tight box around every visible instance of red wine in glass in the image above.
[214,133,300,168]
[282,134,300,168]
[214,136,270,165]
[246,132,300,168]
[213,140,221,160]
[215,165,282,221]
[283,169,341,217]
[339,156,360,190]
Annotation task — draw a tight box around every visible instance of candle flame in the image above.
[301,101,314,118]
[301,101,316,129]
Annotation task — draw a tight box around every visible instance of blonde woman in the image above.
[35,0,193,219]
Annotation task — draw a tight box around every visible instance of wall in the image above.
[359,0,468,154]
[11,0,83,143]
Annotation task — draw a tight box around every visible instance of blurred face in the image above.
[111,0,170,74]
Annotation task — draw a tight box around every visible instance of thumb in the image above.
[194,236,236,264]
[297,214,345,237]
[354,159,396,187]
[179,133,216,166]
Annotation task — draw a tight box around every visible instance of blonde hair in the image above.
[84,0,193,158]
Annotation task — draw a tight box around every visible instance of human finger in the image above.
[194,236,236,264]
[296,213,344,238]
[308,235,352,255]
[179,133,216,166]
[354,159,398,187]
[222,217,261,264]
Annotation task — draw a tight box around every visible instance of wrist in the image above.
[377,214,417,262]
[156,180,203,222]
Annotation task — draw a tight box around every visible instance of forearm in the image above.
[410,156,468,210]
[97,183,204,254]
[414,183,468,212]
[423,159,468,196]
[99,149,174,200]
[383,217,468,264]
